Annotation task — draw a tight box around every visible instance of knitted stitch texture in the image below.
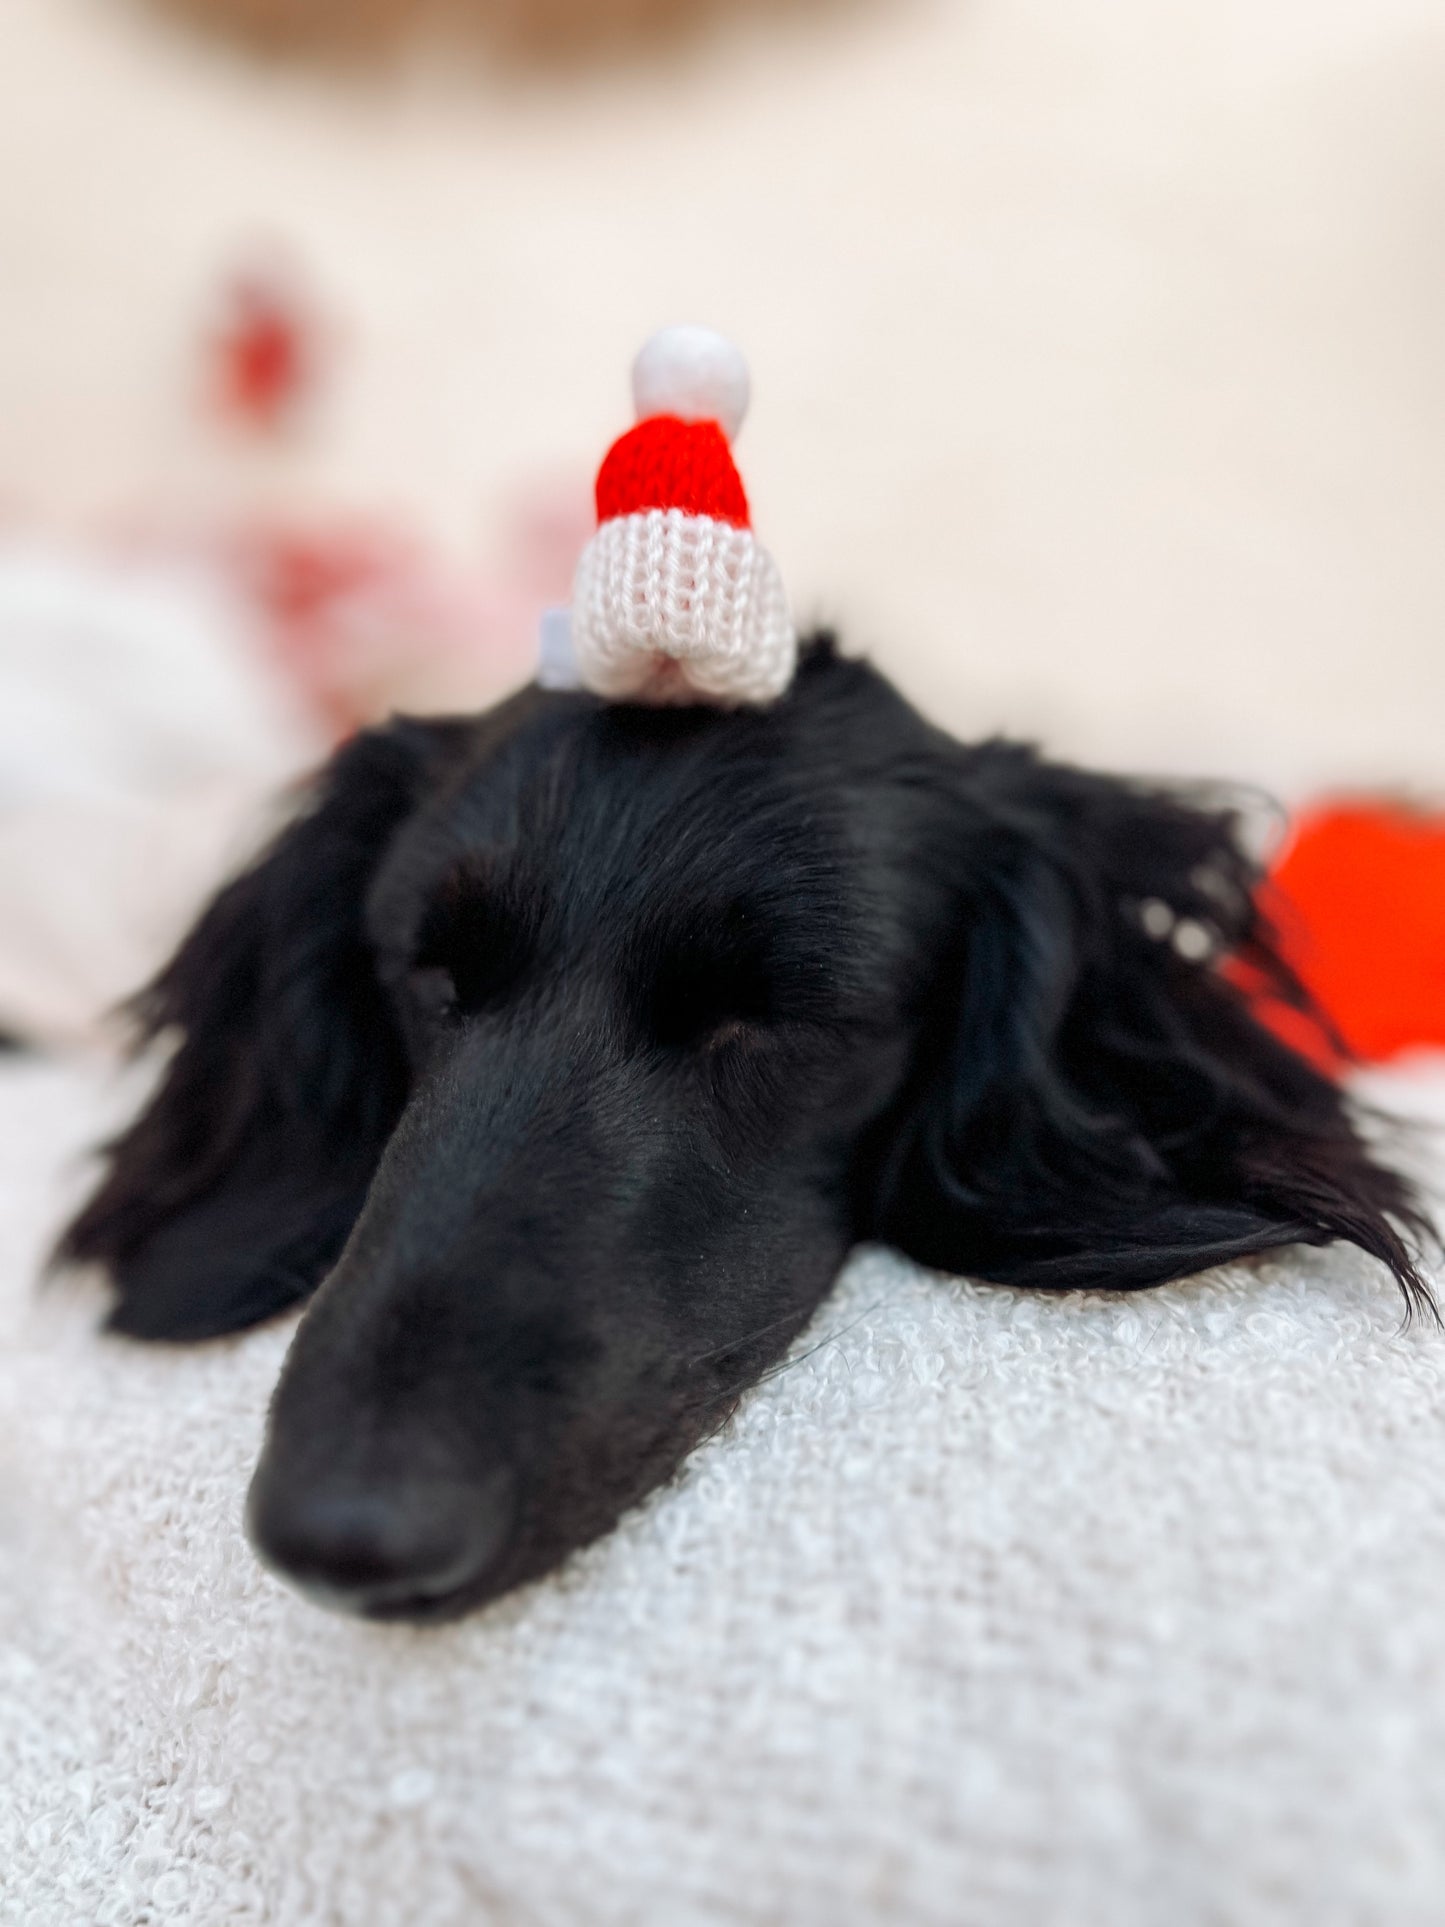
[595,417,750,527]
[571,507,795,704]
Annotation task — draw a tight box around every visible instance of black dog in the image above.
[59,639,1434,1620]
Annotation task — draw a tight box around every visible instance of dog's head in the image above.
[59,641,1432,1619]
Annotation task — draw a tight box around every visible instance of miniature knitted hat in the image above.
[567,326,797,706]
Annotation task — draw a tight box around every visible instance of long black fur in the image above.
[57,639,1435,1619]
[62,719,472,1338]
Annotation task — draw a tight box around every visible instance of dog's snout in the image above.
[245,1460,515,1619]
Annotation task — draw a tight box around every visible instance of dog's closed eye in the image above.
[648,907,777,1052]
[409,867,532,1021]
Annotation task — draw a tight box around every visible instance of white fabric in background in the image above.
[3,1055,1443,1926]
[0,538,320,1045]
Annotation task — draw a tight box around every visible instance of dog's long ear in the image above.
[869,747,1436,1318]
[57,718,465,1341]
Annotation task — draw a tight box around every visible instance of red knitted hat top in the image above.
[594,416,751,529]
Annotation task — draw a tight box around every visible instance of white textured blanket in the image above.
[3,1055,1444,1927]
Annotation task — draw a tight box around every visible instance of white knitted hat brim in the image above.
[571,508,796,707]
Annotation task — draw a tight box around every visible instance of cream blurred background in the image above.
[1,0,1443,1042]
[5,0,1443,788]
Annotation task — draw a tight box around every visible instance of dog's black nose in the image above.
[245,1461,515,1617]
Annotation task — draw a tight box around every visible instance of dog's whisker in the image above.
[684,1305,814,1369]
[750,1297,888,1390]
[682,1298,889,1419]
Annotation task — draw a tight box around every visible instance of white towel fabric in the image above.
[3,1055,1444,1926]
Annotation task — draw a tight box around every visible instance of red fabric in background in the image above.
[1250,803,1445,1068]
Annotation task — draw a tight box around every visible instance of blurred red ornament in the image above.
[209,257,321,431]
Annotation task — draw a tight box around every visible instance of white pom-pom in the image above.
[631,325,751,441]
